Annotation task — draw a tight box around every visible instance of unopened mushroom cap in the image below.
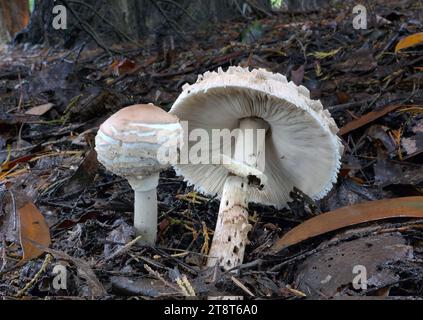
[95,104,182,183]
[170,67,343,208]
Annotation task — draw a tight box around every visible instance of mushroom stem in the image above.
[207,117,268,269]
[207,175,250,269]
[128,173,159,245]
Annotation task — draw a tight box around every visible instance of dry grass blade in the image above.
[271,197,423,253]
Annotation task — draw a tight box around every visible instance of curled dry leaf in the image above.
[271,196,423,253]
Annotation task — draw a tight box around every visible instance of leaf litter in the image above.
[0,0,423,299]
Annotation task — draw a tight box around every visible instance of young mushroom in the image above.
[170,67,343,270]
[95,104,182,245]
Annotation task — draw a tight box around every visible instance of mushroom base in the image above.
[206,175,251,269]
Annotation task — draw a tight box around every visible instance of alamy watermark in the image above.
[319,265,368,291]
[352,264,367,290]
[353,4,367,30]
[52,0,67,30]
[52,264,67,290]
[156,121,267,167]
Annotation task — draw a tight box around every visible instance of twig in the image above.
[231,276,255,297]
[17,72,24,111]
[144,264,184,295]
[15,254,53,297]
[327,97,375,112]
[104,235,143,261]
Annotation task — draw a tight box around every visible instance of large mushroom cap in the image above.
[95,104,182,180]
[170,67,343,208]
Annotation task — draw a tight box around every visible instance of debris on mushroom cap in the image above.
[95,104,182,179]
[170,67,344,209]
[217,154,268,186]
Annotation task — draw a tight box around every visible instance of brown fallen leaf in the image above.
[338,104,413,136]
[61,149,99,194]
[110,58,137,77]
[18,201,51,265]
[290,65,305,86]
[395,32,423,53]
[271,196,423,253]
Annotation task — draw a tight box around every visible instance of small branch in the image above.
[144,264,184,295]
[104,235,143,261]
[16,254,53,297]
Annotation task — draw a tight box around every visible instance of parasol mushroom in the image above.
[170,67,343,269]
[95,104,182,245]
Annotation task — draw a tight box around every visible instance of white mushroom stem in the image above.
[207,118,268,270]
[128,173,160,245]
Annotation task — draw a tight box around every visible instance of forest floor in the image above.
[0,0,422,299]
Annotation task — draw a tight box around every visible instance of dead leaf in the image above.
[18,201,51,265]
[61,149,99,194]
[373,159,423,187]
[111,58,137,76]
[367,125,397,153]
[338,104,409,136]
[271,197,423,253]
[295,233,412,297]
[335,91,351,105]
[334,49,376,73]
[25,103,54,116]
[401,133,423,159]
[111,276,171,297]
[290,65,305,86]
[395,32,423,52]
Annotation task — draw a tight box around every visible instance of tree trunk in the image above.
[15,0,271,47]
[0,0,29,43]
